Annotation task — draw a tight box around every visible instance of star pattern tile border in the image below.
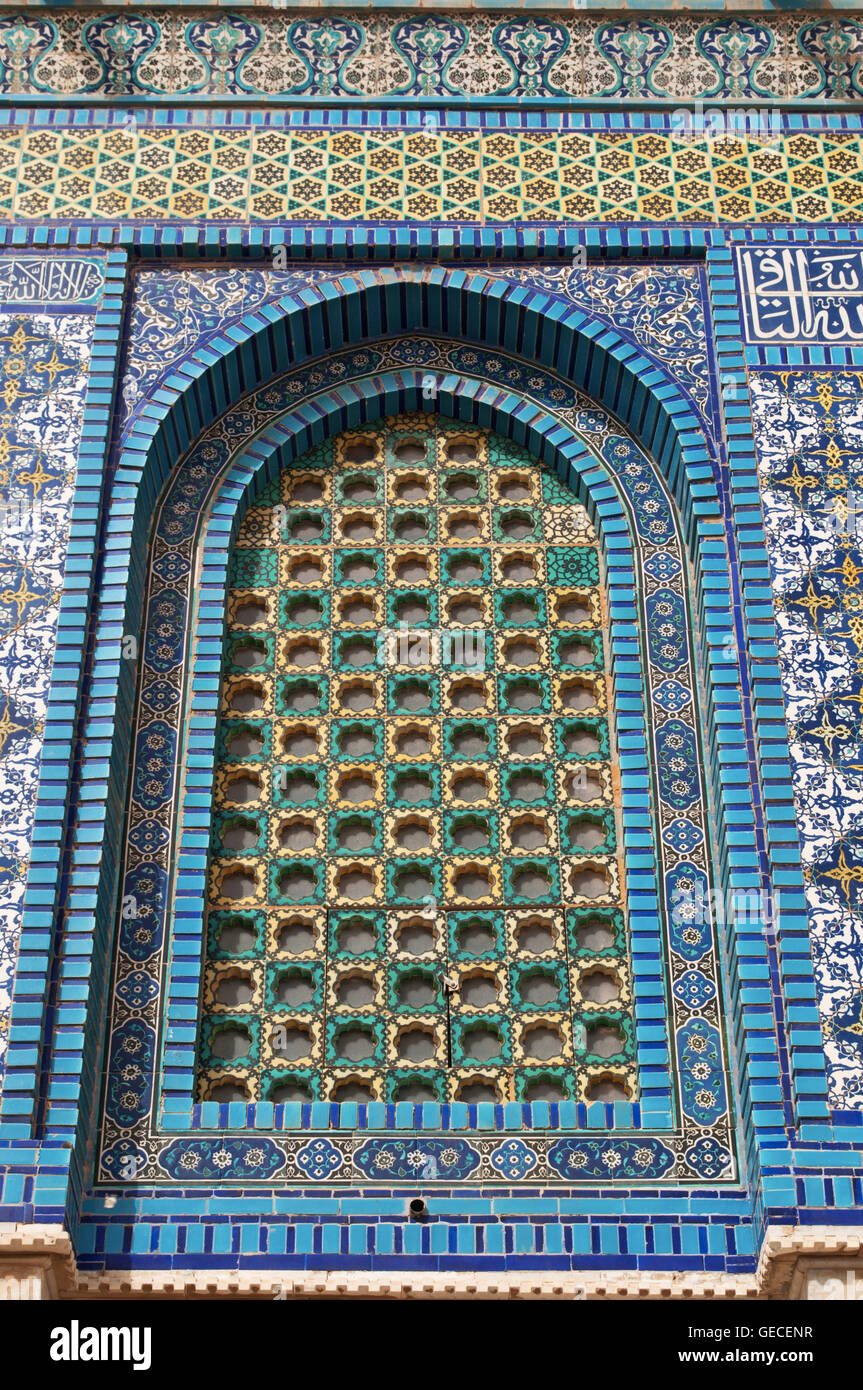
[4,125,863,223]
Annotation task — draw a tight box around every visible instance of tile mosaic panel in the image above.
[751,369,863,1110]
[199,416,632,1106]
[0,309,93,1091]
[3,123,863,223]
[3,11,863,104]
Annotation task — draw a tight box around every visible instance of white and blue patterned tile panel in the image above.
[0,309,93,1092]
[750,370,863,1109]
[4,11,863,102]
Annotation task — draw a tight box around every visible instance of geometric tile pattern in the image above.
[7,11,863,105]
[198,417,633,1107]
[4,125,863,223]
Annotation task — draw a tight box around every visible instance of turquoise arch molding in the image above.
[0,261,832,1252]
[127,363,716,1147]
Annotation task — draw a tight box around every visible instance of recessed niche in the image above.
[280,773,319,804]
[457,1080,499,1103]
[570,865,610,899]
[221,818,259,852]
[450,724,489,756]
[394,1082,438,1102]
[506,681,542,712]
[281,726,319,757]
[335,867,376,902]
[397,1026,436,1062]
[225,728,263,759]
[519,970,559,1006]
[447,555,483,583]
[508,772,547,802]
[394,555,430,584]
[511,868,552,900]
[230,683,265,713]
[394,868,434,901]
[394,725,432,757]
[579,969,620,1005]
[499,510,533,540]
[218,919,258,954]
[500,554,537,583]
[335,1027,376,1062]
[515,918,556,954]
[394,681,432,712]
[566,817,606,851]
[277,918,317,954]
[337,772,375,803]
[575,918,616,953]
[337,724,377,757]
[282,681,320,712]
[393,440,426,464]
[502,595,539,624]
[396,921,436,955]
[270,1081,312,1103]
[567,770,602,802]
[585,1076,631,1103]
[335,919,377,954]
[234,599,268,626]
[219,868,257,901]
[559,598,592,625]
[336,973,376,1008]
[340,680,377,712]
[336,818,375,852]
[505,724,545,757]
[394,596,430,624]
[451,772,489,803]
[287,557,325,585]
[341,637,377,667]
[449,680,485,712]
[343,440,377,464]
[523,1078,567,1103]
[274,971,315,1006]
[339,596,377,625]
[510,815,550,851]
[210,1024,252,1060]
[453,867,492,900]
[451,816,491,851]
[393,473,429,502]
[393,512,429,542]
[397,973,437,1008]
[288,513,324,543]
[342,475,377,504]
[209,1081,249,1103]
[283,638,322,669]
[522,1024,564,1061]
[284,596,324,625]
[445,440,477,464]
[225,774,262,804]
[271,1024,312,1060]
[447,597,484,624]
[341,556,378,584]
[232,641,267,669]
[214,972,253,1007]
[393,772,432,805]
[563,724,601,755]
[560,679,597,712]
[394,817,433,851]
[292,477,326,503]
[460,972,499,1007]
[498,474,532,502]
[456,920,497,955]
[445,472,479,501]
[461,1025,503,1063]
[331,1080,375,1102]
[341,512,376,543]
[586,1024,625,1058]
[558,639,594,667]
[275,866,317,900]
[446,511,482,540]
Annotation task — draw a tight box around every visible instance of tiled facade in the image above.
[0,3,862,1302]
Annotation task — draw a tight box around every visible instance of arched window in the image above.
[196,415,634,1106]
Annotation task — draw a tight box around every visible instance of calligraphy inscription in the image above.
[0,256,104,309]
[738,246,863,345]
